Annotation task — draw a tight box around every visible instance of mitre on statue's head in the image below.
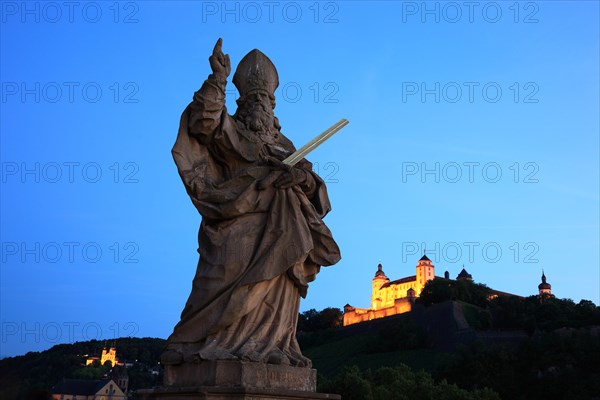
[233,49,279,98]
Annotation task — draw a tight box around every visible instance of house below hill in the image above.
[51,379,125,400]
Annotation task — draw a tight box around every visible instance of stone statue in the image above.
[161,39,341,368]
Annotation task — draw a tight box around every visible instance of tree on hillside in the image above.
[71,363,111,380]
[297,308,343,332]
[488,295,600,332]
[0,337,167,400]
[417,279,490,308]
[319,365,500,400]
[437,330,600,400]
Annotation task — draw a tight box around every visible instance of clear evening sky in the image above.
[1,1,598,358]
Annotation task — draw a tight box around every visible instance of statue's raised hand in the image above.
[209,38,231,79]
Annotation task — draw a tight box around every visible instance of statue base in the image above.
[137,386,340,400]
[138,361,340,400]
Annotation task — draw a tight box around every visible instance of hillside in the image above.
[2,294,600,400]
[300,297,600,399]
[0,338,165,400]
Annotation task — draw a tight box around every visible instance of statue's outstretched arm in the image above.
[188,38,231,144]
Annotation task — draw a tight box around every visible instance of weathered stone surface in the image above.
[138,386,340,400]
[163,360,316,391]
[153,38,342,400]
[162,37,341,368]
[140,361,340,400]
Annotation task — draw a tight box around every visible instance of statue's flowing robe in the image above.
[166,75,341,365]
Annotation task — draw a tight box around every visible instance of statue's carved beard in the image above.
[236,101,275,134]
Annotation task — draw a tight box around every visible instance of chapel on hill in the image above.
[85,343,122,367]
[343,254,552,326]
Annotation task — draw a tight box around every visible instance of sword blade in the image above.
[283,118,349,166]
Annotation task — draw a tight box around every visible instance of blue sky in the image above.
[1,1,598,358]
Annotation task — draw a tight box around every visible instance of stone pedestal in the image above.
[138,386,340,400]
[138,361,341,400]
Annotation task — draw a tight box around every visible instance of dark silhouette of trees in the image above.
[320,365,500,400]
[0,338,166,400]
[437,330,600,400]
[297,308,343,332]
[489,296,600,332]
[417,279,490,308]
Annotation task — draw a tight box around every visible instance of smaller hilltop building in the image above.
[539,270,552,296]
[86,344,122,367]
[343,255,552,326]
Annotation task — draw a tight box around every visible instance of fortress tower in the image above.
[538,270,552,297]
[372,263,390,310]
[415,254,435,295]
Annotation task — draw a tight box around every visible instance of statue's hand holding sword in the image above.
[259,119,349,189]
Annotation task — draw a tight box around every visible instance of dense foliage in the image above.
[304,289,600,400]
[490,296,600,332]
[417,279,491,308]
[418,278,600,332]
[0,338,165,400]
[3,292,599,400]
[319,365,500,400]
[437,329,600,400]
[297,307,343,332]
[298,309,427,354]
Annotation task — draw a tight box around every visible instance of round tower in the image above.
[372,263,389,310]
[538,270,552,296]
[415,254,435,296]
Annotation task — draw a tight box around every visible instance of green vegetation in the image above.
[460,302,492,330]
[418,278,600,332]
[298,307,344,332]
[437,330,600,400]
[319,365,500,400]
[300,285,600,400]
[490,296,600,332]
[2,290,599,400]
[71,361,112,379]
[417,279,491,308]
[301,312,436,376]
[0,338,165,400]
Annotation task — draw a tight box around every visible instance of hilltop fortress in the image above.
[343,254,552,326]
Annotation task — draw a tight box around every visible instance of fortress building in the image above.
[344,254,439,326]
[343,255,553,326]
